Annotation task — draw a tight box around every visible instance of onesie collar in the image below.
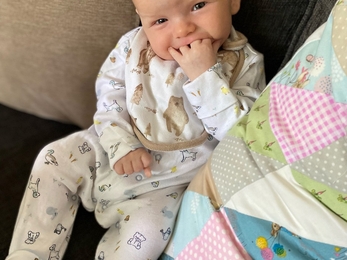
[222,27,248,51]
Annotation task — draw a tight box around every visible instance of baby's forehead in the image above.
[132,0,185,11]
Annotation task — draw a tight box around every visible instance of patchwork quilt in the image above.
[161,1,347,259]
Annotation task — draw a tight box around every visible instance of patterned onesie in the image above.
[6,27,265,260]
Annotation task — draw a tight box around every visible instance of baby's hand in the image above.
[113,147,152,177]
[168,39,220,81]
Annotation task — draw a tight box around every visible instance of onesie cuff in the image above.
[183,63,238,118]
[99,124,143,170]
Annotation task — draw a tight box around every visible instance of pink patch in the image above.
[269,83,347,163]
[176,210,251,260]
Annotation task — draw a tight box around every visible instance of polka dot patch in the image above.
[175,210,251,260]
[291,138,347,193]
[332,4,347,75]
[331,53,345,83]
[210,135,285,203]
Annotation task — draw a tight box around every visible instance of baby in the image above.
[6,0,265,259]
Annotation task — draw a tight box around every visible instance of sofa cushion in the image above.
[0,0,139,128]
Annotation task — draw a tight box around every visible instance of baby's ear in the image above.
[230,0,241,15]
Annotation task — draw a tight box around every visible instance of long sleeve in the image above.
[93,28,143,168]
[183,44,265,141]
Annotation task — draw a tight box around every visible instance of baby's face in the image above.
[133,0,239,60]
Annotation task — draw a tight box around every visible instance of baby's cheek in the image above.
[150,40,173,60]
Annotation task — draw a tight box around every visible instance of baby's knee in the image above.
[37,143,60,167]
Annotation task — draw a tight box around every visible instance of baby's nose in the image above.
[173,19,195,38]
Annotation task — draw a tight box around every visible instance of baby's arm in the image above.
[113,147,152,177]
[94,28,152,176]
[181,44,265,141]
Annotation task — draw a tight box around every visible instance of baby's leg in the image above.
[6,130,98,260]
[95,184,186,260]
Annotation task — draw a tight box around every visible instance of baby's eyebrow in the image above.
[138,14,161,23]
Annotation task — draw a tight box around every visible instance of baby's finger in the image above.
[140,151,152,177]
[168,47,181,61]
[123,165,133,175]
[141,151,152,167]
[131,160,145,173]
[201,38,212,45]
[178,45,191,55]
[143,166,152,177]
[113,162,125,175]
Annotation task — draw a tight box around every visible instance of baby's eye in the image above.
[192,2,206,11]
[155,18,168,25]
